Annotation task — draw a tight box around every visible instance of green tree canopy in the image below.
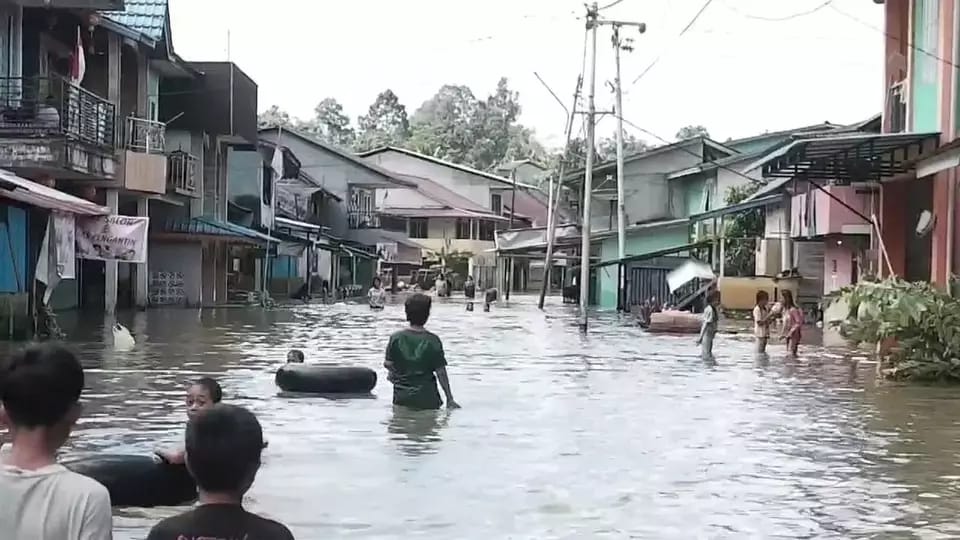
[675,124,710,141]
[356,89,411,152]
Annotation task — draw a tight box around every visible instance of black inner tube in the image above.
[64,454,196,508]
[275,365,377,394]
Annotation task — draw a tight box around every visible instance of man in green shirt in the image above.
[384,294,460,410]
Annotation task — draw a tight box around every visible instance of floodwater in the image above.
[15,297,960,538]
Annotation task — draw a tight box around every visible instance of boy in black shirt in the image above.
[146,404,294,540]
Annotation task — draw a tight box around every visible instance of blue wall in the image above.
[270,255,299,279]
[0,205,28,293]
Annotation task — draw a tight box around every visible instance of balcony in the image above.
[167,150,199,198]
[125,116,166,154]
[0,75,116,149]
[348,210,381,229]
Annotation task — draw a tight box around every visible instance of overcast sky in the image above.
[168,0,884,149]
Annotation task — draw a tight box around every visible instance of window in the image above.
[479,220,496,241]
[456,218,472,240]
[409,218,428,239]
[490,193,502,215]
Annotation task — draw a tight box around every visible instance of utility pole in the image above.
[506,169,517,301]
[608,20,645,310]
[578,3,599,331]
[537,76,583,310]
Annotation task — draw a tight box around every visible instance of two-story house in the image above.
[258,126,419,296]
[358,146,551,290]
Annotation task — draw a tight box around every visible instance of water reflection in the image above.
[5,298,960,538]
[386,407,450,457]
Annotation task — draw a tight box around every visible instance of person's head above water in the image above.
[187,377,222,420]
[373,276,382,289]
[0,344,84,450]
[185,404,264,501]
[405,293,432,327]
[756,290,769,307]
[286,349,305,363]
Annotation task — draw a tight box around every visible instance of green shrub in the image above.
[832,278,960,382]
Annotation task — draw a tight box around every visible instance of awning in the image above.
[593,241,712,269]
[157,216,280,244]
[689,194,782,223]
[275,216,325,233]
[381,207,510,221]
[753,131,940,183]
[0,169,108,215]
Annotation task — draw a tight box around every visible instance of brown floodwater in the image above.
[12,296,960,539]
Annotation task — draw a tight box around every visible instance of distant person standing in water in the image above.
[383,294,460,410]
[368,277,387,310]
[696,290,721,361]
[780,290,804,356]
[753,290,774,354]
[464,275,476,311]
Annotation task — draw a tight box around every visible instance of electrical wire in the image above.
[722,0,833,22]
[630,0,716,86]
[598,0,628,11]
[829,3,960,71]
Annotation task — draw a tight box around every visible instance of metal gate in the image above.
[625,256,700,308]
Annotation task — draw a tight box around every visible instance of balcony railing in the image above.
[887,81,907,133]
[348,210,381,229]
[0,75,117,149]
[167,150,199,197]
[125,116,166,154]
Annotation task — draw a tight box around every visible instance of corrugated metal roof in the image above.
[157,216,279,243]
[0,169,109,215]
[103,0,168,42]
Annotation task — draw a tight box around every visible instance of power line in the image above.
[722,0,833,22]
[630,0,716,86]
[598,0,628,11]
[829,3,960,71]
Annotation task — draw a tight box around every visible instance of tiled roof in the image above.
[103,0,168,42]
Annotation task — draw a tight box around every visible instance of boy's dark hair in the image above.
[707,290,721,304]
[0,344,83,427]
[287,349,305,363]
[756,290,769,303]
[195,377,223,403]
[405,293,432,326]
[185,404,263,493]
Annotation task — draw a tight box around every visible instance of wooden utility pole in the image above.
[506,169,517,300]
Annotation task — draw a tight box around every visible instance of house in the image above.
[563,136,742,310]
[358,146,552,291]
[258,127,418,295]
[872,0,958,289]
[495,159,547,186]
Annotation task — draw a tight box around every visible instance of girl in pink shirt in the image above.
[780,290,804,356]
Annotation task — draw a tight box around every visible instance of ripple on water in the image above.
[4,297,959,539]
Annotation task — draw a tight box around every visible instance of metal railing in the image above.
[347,210,381,229]
[0,74,117,149]
[167,150,199,196]
[125,116,166,154]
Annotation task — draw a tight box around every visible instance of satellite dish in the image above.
[916,210,936,237]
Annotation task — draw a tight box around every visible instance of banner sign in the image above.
[53,212,76,279]
[76,215,149,263]
[376,242,397,262]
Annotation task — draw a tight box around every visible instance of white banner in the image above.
[76,215,149,263]
[376,242,398,262]
[53,212,75,279]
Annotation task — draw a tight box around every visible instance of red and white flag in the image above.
[69,27,85,84]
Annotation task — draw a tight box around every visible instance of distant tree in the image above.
[301,98,355,148]
[597,132,652,161]
[468,77,522,170]
[356,89,411,152]
[258,105,294,129]
[408,84,480,164]
[675,124,710,141]
[503,125,548,165]
[723,183,764,276]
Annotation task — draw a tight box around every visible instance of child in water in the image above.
[156,377,223,464]
[383,294,460,410]
[780,290,804,356]
[696,289,721,361]
[753,290,773,354]
[464,275,476,311]
[368,277,387,309]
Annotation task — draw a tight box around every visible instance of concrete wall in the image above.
[790,186,871,238]
[149,241,202,306]
[597,222,690,310]
[717,276,800,311]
